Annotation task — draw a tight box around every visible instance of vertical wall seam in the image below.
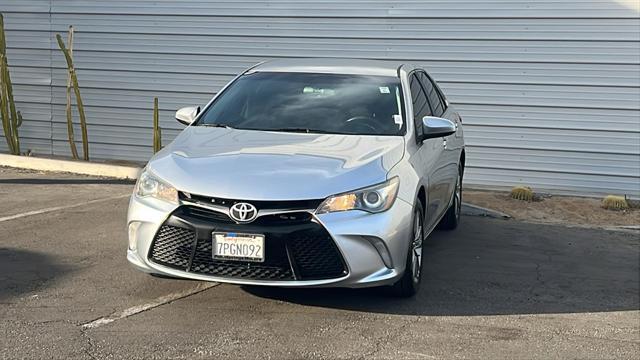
[48,0,53,156]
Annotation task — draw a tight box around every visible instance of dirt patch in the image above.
[464,190,640,227]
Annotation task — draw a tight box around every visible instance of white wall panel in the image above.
[0,0,638,196]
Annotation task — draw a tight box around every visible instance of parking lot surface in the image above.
[1,167,638,359]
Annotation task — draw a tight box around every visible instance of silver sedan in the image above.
[127,58,465,297]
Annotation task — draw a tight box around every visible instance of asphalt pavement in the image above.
[1,167,638,359]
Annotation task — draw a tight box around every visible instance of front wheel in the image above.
[149,273,179,279]
[390,201,424,297]
[439,164,462,230]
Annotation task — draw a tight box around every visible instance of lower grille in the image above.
[288,232,346,279]
[148,207,348,281]
[149,225,195,270]
[190,236,294,280]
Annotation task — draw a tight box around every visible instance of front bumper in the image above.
[127,195,413,288]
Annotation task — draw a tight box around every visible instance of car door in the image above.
[408,72,446,230]
[417,71,458,221]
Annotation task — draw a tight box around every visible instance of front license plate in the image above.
[212,232,265,262]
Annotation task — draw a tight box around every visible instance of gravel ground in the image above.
[464,190,640,227]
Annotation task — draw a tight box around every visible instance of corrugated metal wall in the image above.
[1,0,639,196]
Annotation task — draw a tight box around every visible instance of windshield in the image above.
[196,72,405,136]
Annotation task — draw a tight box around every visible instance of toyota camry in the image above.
[127,58,465,297]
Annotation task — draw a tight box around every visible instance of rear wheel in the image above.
[439,165,462,230]
[390,201,424,297]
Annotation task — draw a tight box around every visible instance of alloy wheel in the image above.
[454,171,462,221]
[411,213,423,283]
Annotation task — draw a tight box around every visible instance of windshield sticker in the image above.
[379,86,390,94]
[394,87,403,128]
[303,86,335,96]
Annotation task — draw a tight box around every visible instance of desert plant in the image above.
[0,13,22,155]
[153,97,162,153]
[63,26,79,159]
[56,28,88,160]
[602,195,629,210]
[510,186,534,201]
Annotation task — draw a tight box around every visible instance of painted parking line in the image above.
[0,194,131,223]
[81,282,219,329]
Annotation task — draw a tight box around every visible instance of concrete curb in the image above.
[461,204,638,233]
[0,154,142,180]
[617,225,640,230]
[520,221,640,234]
[462,203,512,219]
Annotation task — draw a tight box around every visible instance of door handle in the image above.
[443,139,447,148]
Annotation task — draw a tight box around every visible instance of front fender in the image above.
[387,157,426,208]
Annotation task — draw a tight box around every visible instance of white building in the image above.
[1,0,639,196]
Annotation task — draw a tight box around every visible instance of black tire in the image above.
[439,164,462,231]
[390,201,425,297]
[149,273,179,279]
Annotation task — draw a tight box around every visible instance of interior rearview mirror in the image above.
[175,106,200,126]
[420,116,456,141]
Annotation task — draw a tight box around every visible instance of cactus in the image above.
[2,55,19,153]
[64,26,79,159]
[153,97,162,153]
[0,56,11,151]
[510,186,534,201]
[0,13,22,155]
[602,195,629,210]
[56,30,88,160]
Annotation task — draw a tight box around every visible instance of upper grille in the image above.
[178,205,313,226]
[182,205,233,223]
[179,191,323,211]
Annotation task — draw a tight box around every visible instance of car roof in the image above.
[249,58,404,77]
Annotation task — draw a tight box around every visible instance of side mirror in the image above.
[175,106,200,126]
[420,116,456,141]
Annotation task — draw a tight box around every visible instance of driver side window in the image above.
[409,73,432,141]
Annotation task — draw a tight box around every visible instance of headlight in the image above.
[135,170,178,204]
[316,177,399,214]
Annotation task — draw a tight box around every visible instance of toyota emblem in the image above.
[229,202,258,223]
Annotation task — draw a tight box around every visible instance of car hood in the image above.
[148,127,405,200]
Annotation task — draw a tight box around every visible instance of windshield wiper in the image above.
[267,127,333,134]
[201,123,235,129]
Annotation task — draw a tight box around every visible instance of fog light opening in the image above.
[128,221,142,251]
[364,236,393,269]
